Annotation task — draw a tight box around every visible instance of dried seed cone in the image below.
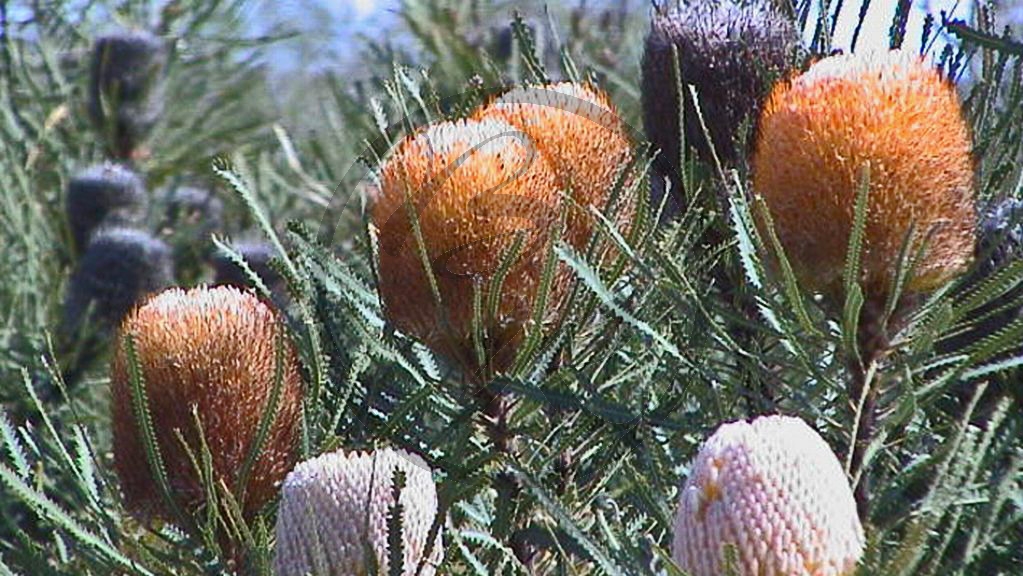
[641,0,800,194]
[976,198,1023,278]
[88,29,167,159]
[111,286,302,520]
[474,82,634,248]
[753,50,975,301]
[938,198,1023,355]
[164,185,224,238]
[672,415,864,576]
[274,448,443,576]
[66,163,147,253]
[64,227,174,330]
[212,241,281,292]
[374,118,563,375]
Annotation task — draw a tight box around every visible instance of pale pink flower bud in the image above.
[672,415,864,576]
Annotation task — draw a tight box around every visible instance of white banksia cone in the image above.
[274,448,443,576]
[672,415,864,576]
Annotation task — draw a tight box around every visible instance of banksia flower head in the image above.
[641,0,800,197]
[66,163,147,253]
[163,185,224,238]
[976,197,1023,278]
[111,286,302,521]
[274,448,443,576]
[64,227,174,331]
[938,197,1023,355]
[212,241,284,296]
[161,185,224,272]
[88,29,167,159]
[374,117,563,376]
[753,50,975,303]
[672,415,864,576]
[474,82,634,247]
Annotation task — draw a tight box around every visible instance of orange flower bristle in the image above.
[373,118,564,377]
[111,285,302,521]
[753,50,975,302]
[474,82,635,248]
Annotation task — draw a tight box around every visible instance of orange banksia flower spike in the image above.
[110,285,303,521]
[474,82,635,249]
[753,49,975,305]
[373,117,564,378]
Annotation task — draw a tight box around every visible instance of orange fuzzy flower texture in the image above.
[111,286,302,521]
[374,118,563,375]
[754,50,975,299]
[474,82,634,247]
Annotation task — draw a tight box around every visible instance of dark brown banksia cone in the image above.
[66,163,147,253]
[937,198,1023,362]
[111,285,302,521]
[373,117,563,379]
[753,50,976,306]
[88,29,167,160]
[212,241,283,294]
[641,0,800,211]
[64,227,174,331]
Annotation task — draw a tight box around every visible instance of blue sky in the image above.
[256,0,977,75]
[825,0,973,54]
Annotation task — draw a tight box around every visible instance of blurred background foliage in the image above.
[0,0,1022,574]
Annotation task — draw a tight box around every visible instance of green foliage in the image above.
[1,0,1022,575]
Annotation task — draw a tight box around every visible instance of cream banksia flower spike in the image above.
[274,448,443,576]
[672,415,864,576]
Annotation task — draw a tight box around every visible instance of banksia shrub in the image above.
[64,227,174,330]
[753,50,975,303]
[87,29,167,159]
[373,118,563,376]
[672,415,864,576]
[110,286,302,521]
[474,82,634,247]
[65,163,147,253]
[274,448,443,576]
[641,0,800,197]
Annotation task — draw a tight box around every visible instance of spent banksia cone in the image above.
[163,185,224,238]
[975,197,1023,280]
[88,29,167,159]
[111,286,302,521]
[66,163,147,253]
[753,50,975,304]
[672,415,864,576]
[274,448,443,576]
[938,197,1023,355]
[641,0,800,200]
[212,241,283,294]
[473,82,635,247]
[64,227,174,331]
[374,118,563,376]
